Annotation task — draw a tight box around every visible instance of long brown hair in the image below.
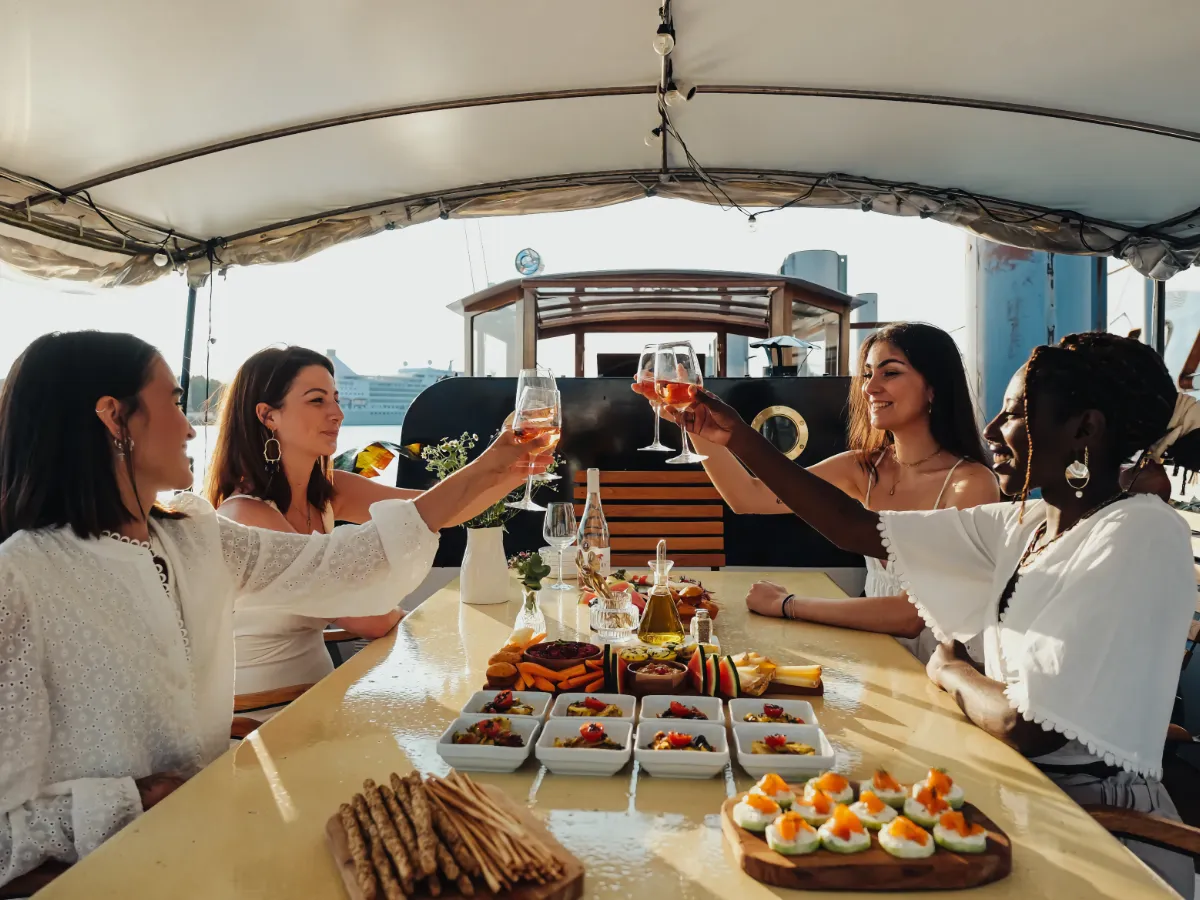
[847,322,987,482]
[205,346,337,516]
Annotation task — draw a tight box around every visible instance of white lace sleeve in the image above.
[0,569,142,887]
[220,498,440,617]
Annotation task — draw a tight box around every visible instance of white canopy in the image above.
[3,0,1199,286]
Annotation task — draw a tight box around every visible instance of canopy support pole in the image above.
[1153,279,1167,357]
[179,283,199,409]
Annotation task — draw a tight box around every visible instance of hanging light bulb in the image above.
[860,196,874,213]
[652,23,675,56]
[644,126,663,147]
[747,214,759,233]
[153,251,169,267]
[664,82,695,107]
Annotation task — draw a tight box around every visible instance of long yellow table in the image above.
[39,570,1178,899]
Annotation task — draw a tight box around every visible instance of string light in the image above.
[860,196,873,213]
[644,126,663,147]
[747,214,758,233]
[153,252,169,267]
[664,82,695,107]
[652,23,675,55]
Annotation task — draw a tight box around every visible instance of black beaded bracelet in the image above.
[780,593,796,619]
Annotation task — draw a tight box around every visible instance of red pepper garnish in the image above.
[763,704,784,719]
[764,733,787,750]
[668,701,691,717]
[582,696,607,712]
[476,719,501,738]
[490,691,513,711]
[580,722,606,743]
[667,731,694,749]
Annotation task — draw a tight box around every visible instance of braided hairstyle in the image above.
[1018,332,1177,506]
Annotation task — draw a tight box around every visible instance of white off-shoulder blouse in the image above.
[878,495,1194,780]
[0,493,438,886]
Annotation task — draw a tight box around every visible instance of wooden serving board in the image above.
[484,679,823,698]
[326,785,585,900]
[720,795,1011,892]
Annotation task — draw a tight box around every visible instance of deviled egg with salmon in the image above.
[913,768,964,809]
[903,785,951,828]
[933,810,988,853]
[791,788,834,826]
[860,768,907,809]
[750,773,795,810]
[878,816,935,859]
[765,811,821,856]
[849,790,898,830]
[732,792,781,833]
[804,771,853,805]
[817,804,872,854]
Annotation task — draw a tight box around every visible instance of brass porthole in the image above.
[750,405,809,460]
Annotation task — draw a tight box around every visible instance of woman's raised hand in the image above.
[478,425,553,487]
[677,390,744,447]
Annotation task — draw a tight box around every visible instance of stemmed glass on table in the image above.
[542,502,577,591]
[635,343,673,453]
[506,375,562,512]
[654,341,708,465]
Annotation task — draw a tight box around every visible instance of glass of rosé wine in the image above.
[635,343,673,452]
[653,341,707,464]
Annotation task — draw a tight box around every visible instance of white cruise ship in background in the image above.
[328,349,459,426]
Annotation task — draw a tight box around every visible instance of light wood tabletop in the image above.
[37,569,1178,899]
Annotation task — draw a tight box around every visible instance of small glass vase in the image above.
[514,585,546,635]
[589,588,640,643]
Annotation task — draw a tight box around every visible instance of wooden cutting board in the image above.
[720,794,1011,892]
[326,784,585,900]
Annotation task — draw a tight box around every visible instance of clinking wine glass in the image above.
[508,369,559,511]
[636,343,673,452]
[654,341,708,464]
[507,386,562,512]
[542,502,577,591]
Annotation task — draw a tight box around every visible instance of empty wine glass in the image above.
[542,502,577,590]
[508,369,559,511]
[636,343,673,452]
[654,341,708,464]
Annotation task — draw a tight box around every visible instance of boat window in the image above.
[791,302,841,376]
[473,304,517,376]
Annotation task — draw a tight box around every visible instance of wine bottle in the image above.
[576,468,611,577]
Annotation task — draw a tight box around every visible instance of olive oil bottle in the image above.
[636,539,685,646]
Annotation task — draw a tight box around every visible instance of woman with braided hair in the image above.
[665,332,1199,897]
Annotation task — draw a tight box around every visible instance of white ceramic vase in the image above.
[459,526,509,605]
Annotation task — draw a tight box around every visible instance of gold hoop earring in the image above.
[1065,448,1090,499]
[263,435,281,471]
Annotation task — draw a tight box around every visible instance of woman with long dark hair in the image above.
[681,323,998,661]
[0,331,547,888]
[654,332,1199,896]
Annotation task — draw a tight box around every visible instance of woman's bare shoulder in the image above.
[809,450,871,499]
[946,461,1000,508]
[217,496,295,532]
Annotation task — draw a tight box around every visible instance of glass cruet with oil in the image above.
[636,539,685,646]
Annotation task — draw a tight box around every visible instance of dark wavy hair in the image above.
[204,346,336,516]
[0,331,184,542]
[848,322,988,480]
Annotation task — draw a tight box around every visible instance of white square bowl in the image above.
[731,723,835,779]
[460,690,552,721]
[728,698,818,728]
[549,692,637,723]
[634,721,730,779]
[535,719,633,776]
[436,714,540,773]
[638,695,726,726]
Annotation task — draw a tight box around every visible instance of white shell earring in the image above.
[1065,448,1090,498]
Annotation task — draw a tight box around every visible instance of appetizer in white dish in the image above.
[650,730,716,751]
[903,785,951,828]
[741,702,805,724]
[791,788,834,826]
[859,768,907,809]
[451,717,525,747]
[803,771,853,805]
[731,792,781,832]
[751,733,816,755]
[552,722,624,750]
[912,768,964,809]
[849,790,898,830]
[567,696,625,717]
[818,805,872,854]
[765,811,820,855]
[878,816,935,859]
[933,810,988,853]
[479,690,534,716]
[749,773,795,810]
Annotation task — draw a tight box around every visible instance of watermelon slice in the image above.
[685,647,705,693]
[703,653,720,696]
[717,656,742,698]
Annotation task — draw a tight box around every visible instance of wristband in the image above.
[780,593,796,619]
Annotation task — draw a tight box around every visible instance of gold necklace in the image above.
[1018,492,1127,569]
[888,445,942,496]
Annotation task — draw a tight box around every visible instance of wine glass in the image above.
[542,502,577,591]
[636,343,673,452]
[654,341,708,465]
[507,369,559,511]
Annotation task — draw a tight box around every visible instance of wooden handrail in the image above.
[234,683,315,713]
[230,716,260,739]
[1084,806,1200,857]
[323,628,356,643]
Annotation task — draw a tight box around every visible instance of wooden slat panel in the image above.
[573,470,713,484]
[612,537,724,551]
[574,504,724,519]
[572,486,721,501]
[609,520,723,535]
[612,553,725,567]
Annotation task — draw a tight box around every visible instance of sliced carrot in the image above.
[584,659,604,670]
[581,676,604,693]
[513,673,528,691]
[522,632,547,650]
[532,677,557,692]
[517,662,565,682]
[557,672,595,690]
[556,663,588,680]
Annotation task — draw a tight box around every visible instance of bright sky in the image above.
[0,197,1189,381]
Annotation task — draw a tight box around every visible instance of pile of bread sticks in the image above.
[338,770,564,899]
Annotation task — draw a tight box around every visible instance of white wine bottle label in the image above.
[591,546,611,578]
